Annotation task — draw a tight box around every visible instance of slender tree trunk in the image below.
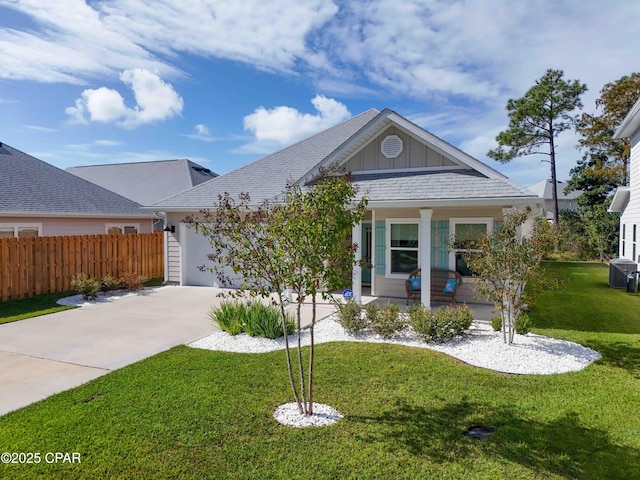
[277,292,302,413]
[550,132,560,226]
[308,293,316,416]
[296,298,308,414]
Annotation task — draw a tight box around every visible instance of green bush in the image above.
[515,313,532,335]
[209,301,295,339]
[246,302,295,339]
[336,299,366,334]
[370,302,405,338]
[209,301,247,336]
[491,316,502,332]
[120,272,147,291]
[71,273,101,301]
[100,275,122,292]
[411,305,472,343]
[364,303,379,325]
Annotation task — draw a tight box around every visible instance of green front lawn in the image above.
[0,291,76,324]
[0,264,638,479]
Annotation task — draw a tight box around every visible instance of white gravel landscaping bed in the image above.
[56,286,170,307]
[189,315,601,376]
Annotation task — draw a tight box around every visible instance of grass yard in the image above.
[0,291,77,324]
[0,278,164,325]
[0,264,639,479]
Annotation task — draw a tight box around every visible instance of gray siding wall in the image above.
[344,126,457,172]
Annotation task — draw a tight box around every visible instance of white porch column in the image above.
[419,209,433,309]
[352,221,362,303]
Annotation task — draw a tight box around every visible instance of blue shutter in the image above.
[437,220,450,268]
[375,221,386,275]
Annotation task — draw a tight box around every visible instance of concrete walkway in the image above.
[0,286,220,416]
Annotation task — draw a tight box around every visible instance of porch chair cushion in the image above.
[443,279,458,294]
[409,278,421,291]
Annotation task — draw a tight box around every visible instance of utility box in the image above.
[609,259,637,289]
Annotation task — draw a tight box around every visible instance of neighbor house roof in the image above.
[0,143,153,217]
[67,159,218,206]
[150,108,538,211]
[528,179,581,201]
[614,96,640,139]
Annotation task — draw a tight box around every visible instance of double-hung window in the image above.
[450,218,493,277]
[0,224,41,238]
[106,224,139,234]
[386,219,419,277]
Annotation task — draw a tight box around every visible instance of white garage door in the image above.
[182,225,240,287]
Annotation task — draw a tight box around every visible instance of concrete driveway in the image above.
[0,286,220,416]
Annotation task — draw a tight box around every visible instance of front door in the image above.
[362,223,372,284]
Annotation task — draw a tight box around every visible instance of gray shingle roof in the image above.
[67,159,218,206]
[0,143,153,217]
[353,170,538,203]
[152,108,382,208]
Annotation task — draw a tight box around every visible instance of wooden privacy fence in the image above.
[0,232,164,301]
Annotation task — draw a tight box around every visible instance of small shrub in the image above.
[409,306,437,342]
[491,316,502,332]
[364,303,379,325]
[412,305,472,343]
[120,272,147,291]
[100,275,122,292]
[515,314,532,335]
[336,299,366,334]
[71,273,101,300]
[370,302,405,338]
[209,301,246,335]
[246,302,295,339]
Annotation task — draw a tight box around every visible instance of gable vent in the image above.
[381,134,403,159]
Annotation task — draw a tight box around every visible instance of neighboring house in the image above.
[609,97,640,264]
[0,142,154,237]
[67,159,218,230]
[150,108,542,308]
[528,179,581,221]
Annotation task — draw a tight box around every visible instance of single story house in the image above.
[150,109,542,308]
[609,96,640,264]
[528,179,581,221]
[0,142,155,237]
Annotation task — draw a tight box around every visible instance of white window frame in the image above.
[105,223,140,234]
[449,217,493,279]
[385,218,420,279]
[0,223,42,238]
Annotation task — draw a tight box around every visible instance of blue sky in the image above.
[1,0,639,190]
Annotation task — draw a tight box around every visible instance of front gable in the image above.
[343,125,459,173]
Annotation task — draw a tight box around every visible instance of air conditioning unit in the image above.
[609,258,637,289]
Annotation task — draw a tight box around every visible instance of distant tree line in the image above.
[490,70,640,260]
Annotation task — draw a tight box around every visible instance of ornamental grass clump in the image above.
[71,273,101,301]
[209,301,246,336]
[370,302,405,338]
[336,299,366,334]
[120,272,147,291]
[100,275,122,292]
[246,302,295,339]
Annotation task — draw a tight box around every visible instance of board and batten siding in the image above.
[343,126,457,172]
[620,129,640,262]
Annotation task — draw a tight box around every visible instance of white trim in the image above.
[419,209,432,309]
[0,223,42,237]
[449,217,493,277]
[349,165,467,176]
[0,212,152,218]
[371,209,376,296]
[614,96,640,139]
[609,186,630,213]
[105,223,140,234]
[385,218,420,279]
[366,197,541,209]
[352,222,362,303]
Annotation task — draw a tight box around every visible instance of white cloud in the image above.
[65,69,183,128]
[240,95,351,153]
[186,124,215,142]
[25,125,56,132]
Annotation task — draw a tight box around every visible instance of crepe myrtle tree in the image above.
[459,208,555,345]
[185,169,367,416]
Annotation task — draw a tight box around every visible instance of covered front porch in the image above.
[348,205,508,309]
